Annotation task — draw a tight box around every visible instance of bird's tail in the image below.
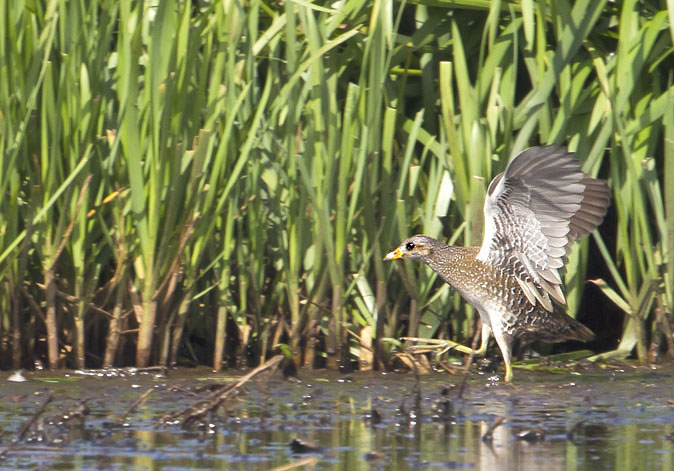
[537,308,595,343]
[563,317,595,342]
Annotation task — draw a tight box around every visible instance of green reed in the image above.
[0,0,672,370]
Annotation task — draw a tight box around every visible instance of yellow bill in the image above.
[383,248,402,260]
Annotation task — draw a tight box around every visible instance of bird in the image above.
[384,146,610,382]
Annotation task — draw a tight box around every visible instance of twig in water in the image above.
[160,355,284,427]
[1,393,56,460]
[566,418,587,442]
[113,387,153,423]
[481,416,505,442]
[270,456,319,471]
[18,393,53,440]
[457,324,482,399]
[0,445,65,459]
[396,352,422,424]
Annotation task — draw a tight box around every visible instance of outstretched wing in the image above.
[476,146,610,311]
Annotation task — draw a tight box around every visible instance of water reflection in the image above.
[91,413,669,470]
[479,420,562,471]
[1,370,673,470]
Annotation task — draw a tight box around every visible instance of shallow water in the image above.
[1,365,673,470]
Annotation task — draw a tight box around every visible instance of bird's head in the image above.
[384,235,438,262]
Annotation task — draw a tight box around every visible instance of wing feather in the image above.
[476,146,610,311]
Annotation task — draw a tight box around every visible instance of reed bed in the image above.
[0,0,672,370]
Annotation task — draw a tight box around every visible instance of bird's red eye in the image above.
[405,242,415,251]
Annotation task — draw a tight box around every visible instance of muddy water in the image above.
[1,366,673,470]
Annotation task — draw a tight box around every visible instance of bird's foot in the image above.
[400,337,484,357]
[504,363,513,383]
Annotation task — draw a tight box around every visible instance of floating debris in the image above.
[364,450,385,461]
[73,366,168,378]
[363,408,382,426]
[8,370,27,383]
[515,428,546,442]
[289,438,323,454]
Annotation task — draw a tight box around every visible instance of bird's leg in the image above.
[491,330,513,383]
[476,323,492,356]
[504,362,513,383]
